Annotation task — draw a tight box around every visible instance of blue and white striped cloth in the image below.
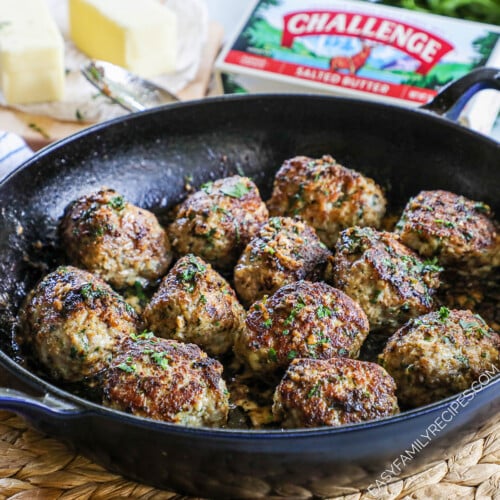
[0,131,34,180]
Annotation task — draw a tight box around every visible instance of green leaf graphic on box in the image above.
[473,32,500,66]
[245,19,326,61]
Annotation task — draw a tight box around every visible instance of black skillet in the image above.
[0,68,498,499]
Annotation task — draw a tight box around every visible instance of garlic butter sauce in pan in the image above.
[0,69,498,498]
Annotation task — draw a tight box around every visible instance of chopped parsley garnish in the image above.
[179,256,206,291]
[284,296,306,325]
[337,347,349,356]
[108,195,126,211]
[438,306,450,322]
[307,382,321,398]
[130,331,155,342]
[269,218,282,230]
[220,180,251,199]
[118,360,136,373]
[316,305,333,319]
[262,318,273,329]
[80,283,107,301]
[133,281,148,305]
[150,351,170,369]
[268,347,278,362]
[201,181,213,194]
[188,254,206,272]
[421,257,444,273]
[455,354,469,367]
[434,219,455,229]
[287,350,297,360]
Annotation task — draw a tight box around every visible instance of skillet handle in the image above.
[0,387,83,416]
[421,67,500,121]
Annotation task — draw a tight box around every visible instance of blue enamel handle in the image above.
[421,67,500,121]
[0,387,82,416]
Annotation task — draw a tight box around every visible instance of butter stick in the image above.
[0,0,65,105]
[69,0,177,78]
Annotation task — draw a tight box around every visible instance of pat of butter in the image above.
[69,0,177,78]
[0,0,65,105]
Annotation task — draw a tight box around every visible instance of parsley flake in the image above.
[220,181,251,199]
[268,347,278,362]
[108,195,125,211]
[150,351,169,369]
[438,306,450,322]
[316,305,333,319]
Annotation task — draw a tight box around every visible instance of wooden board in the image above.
[0,22,224,151]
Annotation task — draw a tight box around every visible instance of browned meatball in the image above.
[102,333,229,427]
[234,217,332,307]
[60,189,172,289]
[19,266,140,383]
[234,281,369,376]
[379,309,500,407]
[272,358,399,428]
[395,190,500,274]
[266,155,386,248]
[167,176,269,271]
[330,226,441,332]
[144,254,246,356]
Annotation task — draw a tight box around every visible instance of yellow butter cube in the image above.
[0,0,65,104]
[69,0,177,78]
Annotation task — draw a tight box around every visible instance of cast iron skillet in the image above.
[0,68,498,499]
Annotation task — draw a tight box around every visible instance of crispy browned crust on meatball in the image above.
[266,155,386,248]
[379,309,500,408]
[234,281,369,376]
[395,190,500,274]
[102,334,229,427]
[144,254,246,356]
[331,226,441,332]
[234,217,332,307]
[167,176,269,271]
[272,358,399,428]
[60,189,172,289]
[19,266,140,382]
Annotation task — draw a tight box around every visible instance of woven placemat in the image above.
[0,408,498,500]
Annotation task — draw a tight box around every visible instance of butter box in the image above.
[215,0,500,134]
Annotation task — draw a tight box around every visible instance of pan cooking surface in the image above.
[0,94,498,416]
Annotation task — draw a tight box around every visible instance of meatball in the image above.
[102,333,229,427]
[60,189,172,289]
[272,358,399,428]
[19,266,140,383]
[167,176,269,271]
[395,190,500,274]
[266,155,386,248]
[234,217,332,307]
[379,309,500,407]
[234,280,369,376]
[144,254,246,356]
[330,226,441,332]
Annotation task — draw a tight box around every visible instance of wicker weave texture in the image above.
[0,410,499,499]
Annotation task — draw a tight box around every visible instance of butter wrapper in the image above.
[215,0,500,134]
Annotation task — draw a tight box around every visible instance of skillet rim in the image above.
[1,91,499,189]
[0,92,498,438]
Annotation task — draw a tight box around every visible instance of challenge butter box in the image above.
[215,0,500,134]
